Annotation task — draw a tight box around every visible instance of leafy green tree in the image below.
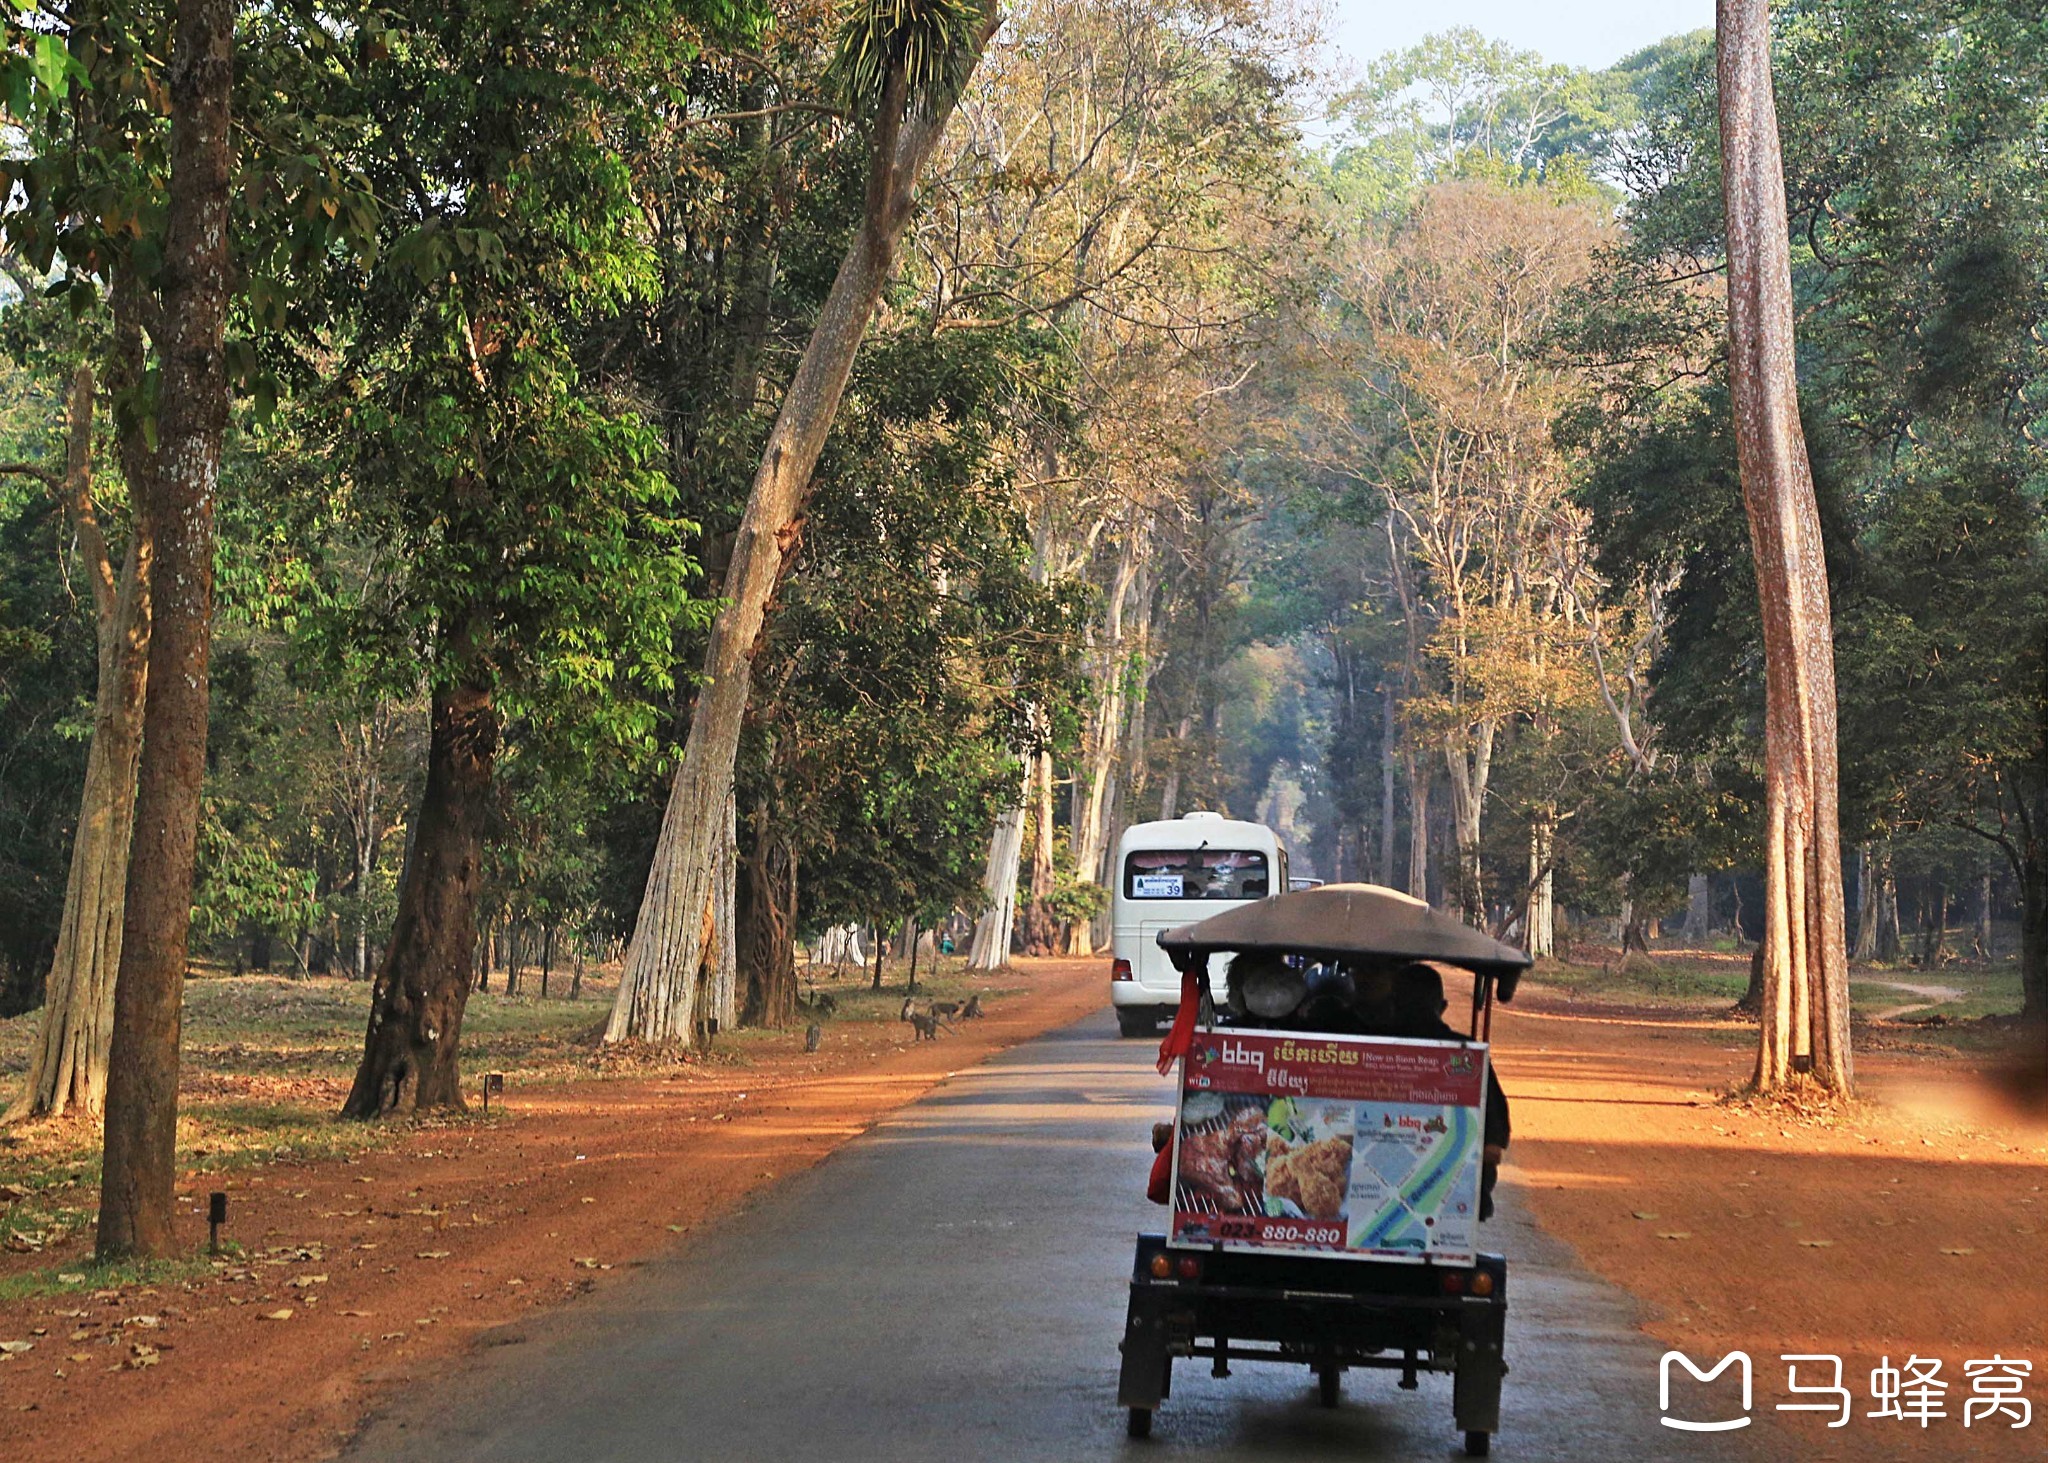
[1564,0,2048,1038]
[611,0,1002,1041]
[739,322,1085,1020]
[284,0,724,1114]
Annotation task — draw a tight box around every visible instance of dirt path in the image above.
[0,959,1104,1463]
[1857,977,1968,1022]
[1494,985,2047,1459]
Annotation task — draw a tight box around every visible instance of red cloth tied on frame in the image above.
[1156,967,1200,1076]
[1146,1139,1172,1205]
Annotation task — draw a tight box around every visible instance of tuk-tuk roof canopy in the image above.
[1157,882,1531,999]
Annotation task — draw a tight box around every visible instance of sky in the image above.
[1324,0,1717,75]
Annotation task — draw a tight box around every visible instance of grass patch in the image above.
[1530,958,1750,1007]
[1855,961,2026,1019]
[0,1254,211,1306]
[0,955,1023,1264]
[778,958,1024,1027]
[1526,952,2035,1060]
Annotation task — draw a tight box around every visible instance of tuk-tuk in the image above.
[1116,883,1530,1457]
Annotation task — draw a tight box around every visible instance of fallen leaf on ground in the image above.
[1657,1232,1692,1241]
[1799,1240,1835,1248]
[415,1251,450,1260]
[0,1341,33,1354]
[337,1310,372,1317]
[289,1275,327,1287]
[1941,1247,1976,1256]
[1631,1211,1659,1221]
[261,1309,295,1321]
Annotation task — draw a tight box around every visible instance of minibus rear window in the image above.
[1123,850,1269,900]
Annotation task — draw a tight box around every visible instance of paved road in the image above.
[348,1011,1746,1462]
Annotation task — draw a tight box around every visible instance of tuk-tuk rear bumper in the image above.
[1116,1234,1507,1434]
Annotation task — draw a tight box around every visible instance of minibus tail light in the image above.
[1112,959,1133,982]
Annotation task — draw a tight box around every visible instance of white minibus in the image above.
[1109,811,1286,1037]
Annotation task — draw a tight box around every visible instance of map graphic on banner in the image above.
[1168,1030,1488,1264]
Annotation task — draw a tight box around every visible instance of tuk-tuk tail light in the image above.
[1470,1270,1495,1298]
[1174,1255,1202,1281]
[1440,1272,1466,1295]
[1149,1252,1173,1279]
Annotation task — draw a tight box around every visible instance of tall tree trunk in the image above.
[1851,845,1878,961]
[1443,721,1496,926]
[969,512,1055,970]
[2020,847,2047,1023]
[968,759,1027,971]
[7,366,152,1124]
[1974,869,1993,962]
[703,787,739,1038]
[1739,938,1765,1014]
[350,748,381,982]
[1158,715,1192,821]
[1917,885,1949,969]
[341,680,496,1117]
[1688,873,1714,942]
[1018,750,1060,956]
[1068,529,1143,953]
[1718,0,1852,1095]
[1404,750,1430,901]
[1120,552,1155,820]
[607,30,994,1043]
[1525,820,1555,958]
[1378,683,1399,887]
[1877,873,1901,963]
[97,0,233,1260]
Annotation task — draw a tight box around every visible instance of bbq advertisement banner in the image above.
[1168,1030,1490,1264]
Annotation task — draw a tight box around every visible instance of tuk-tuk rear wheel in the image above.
[1127,1407,1153,1439]
[1463,1430,1490,1457]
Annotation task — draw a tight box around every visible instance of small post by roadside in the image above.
[483,1071,505,1113]
[207,1192,228,1254]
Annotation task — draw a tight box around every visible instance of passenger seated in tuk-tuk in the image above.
[1382,963,1510,1219]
